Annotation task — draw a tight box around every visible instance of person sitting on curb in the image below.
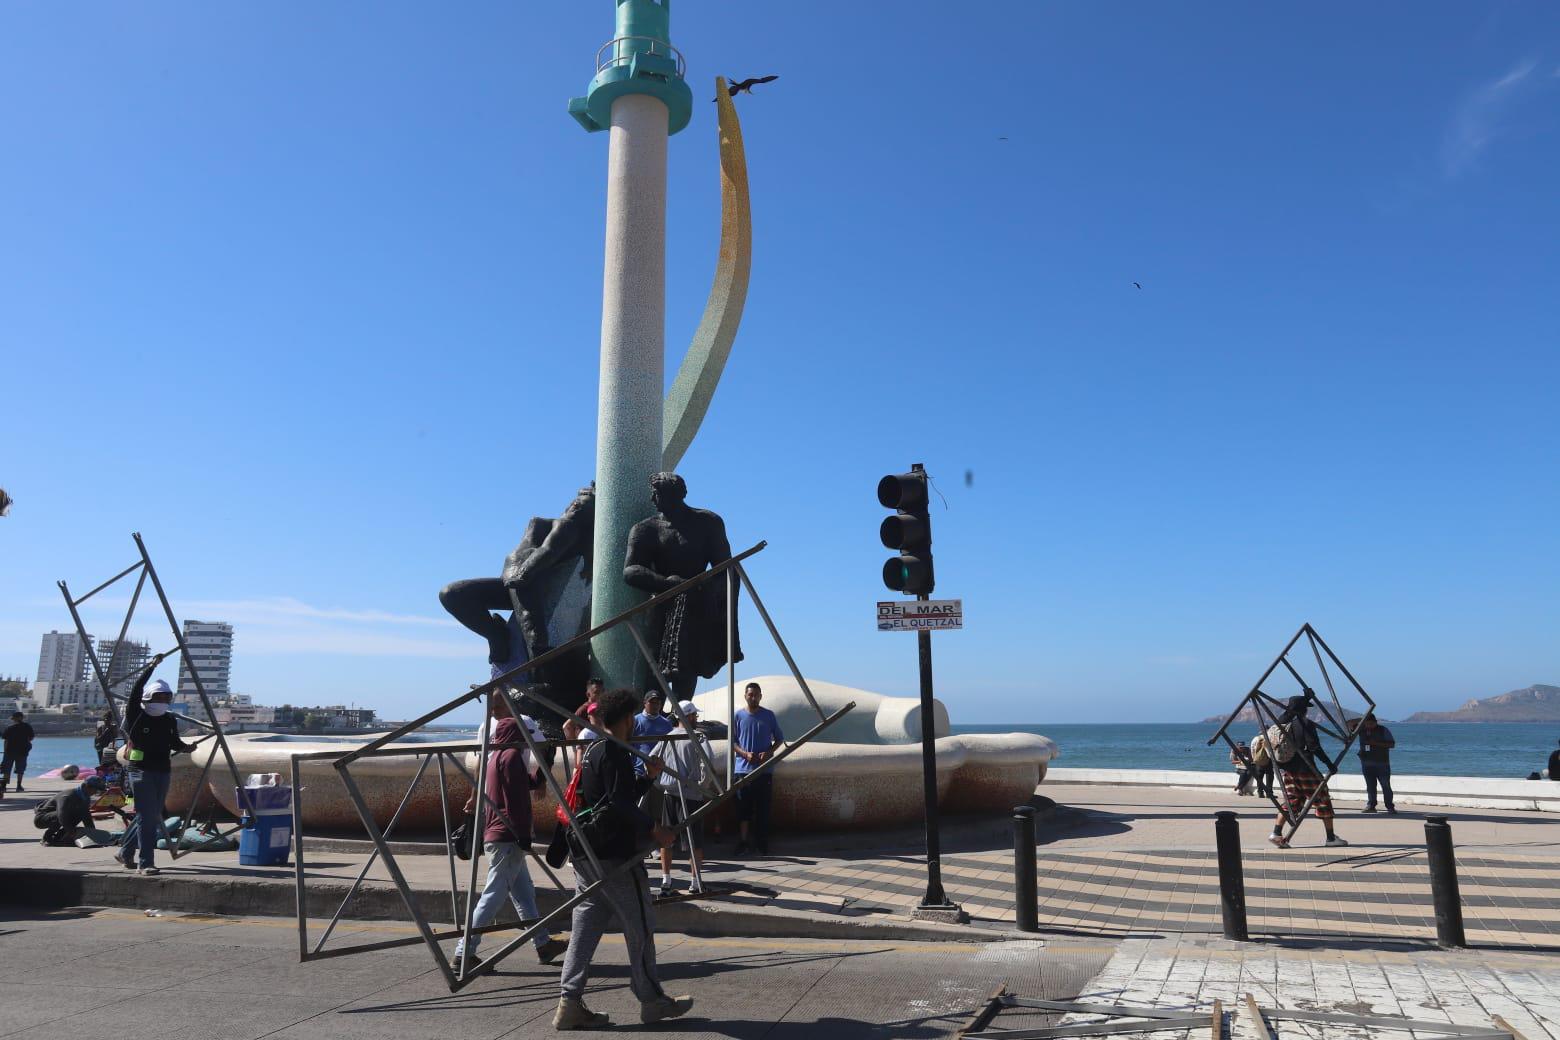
[35,775,113,846]
[554,688,691,1031]
[1230,741,1254,795]
[454,697,567,972]
[1268,692,1348,849]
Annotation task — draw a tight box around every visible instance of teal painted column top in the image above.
[569,0,693,135]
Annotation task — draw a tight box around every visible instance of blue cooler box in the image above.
[237,783,293,866]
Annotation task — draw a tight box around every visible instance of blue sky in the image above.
[2,2,1556,724]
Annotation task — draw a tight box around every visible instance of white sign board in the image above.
[877,599,963,632]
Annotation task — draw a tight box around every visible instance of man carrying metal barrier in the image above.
[554,688,692,1030]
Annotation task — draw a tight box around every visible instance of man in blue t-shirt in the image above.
[633,690,677,778]
[732,682,784,856]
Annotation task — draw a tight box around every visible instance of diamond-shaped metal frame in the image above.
[290,541,855,991]
[1207,623,1376,843]
[58,532,254,858]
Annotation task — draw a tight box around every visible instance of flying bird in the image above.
[0,487,11,517]
[1133,282,1142,289]
[716,75,778,100]
[997,136,1008,141]
[964,470,974,488]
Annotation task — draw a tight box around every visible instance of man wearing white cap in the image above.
[118,654,197,874]
[656,701,716,897]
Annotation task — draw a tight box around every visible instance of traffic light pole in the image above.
[915,604,950,910]
[880,462,964,922]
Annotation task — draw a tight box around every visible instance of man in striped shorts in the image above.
[1269,693,1348,849]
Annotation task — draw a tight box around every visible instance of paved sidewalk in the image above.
[0,907,1107,1040]
[8,778,1558,949]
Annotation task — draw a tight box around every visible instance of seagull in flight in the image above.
[716,75,778,100]
[1133,282,1142,289]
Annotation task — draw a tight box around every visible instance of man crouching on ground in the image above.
[554,687,691,1030]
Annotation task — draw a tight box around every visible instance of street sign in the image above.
[877,599,963,632]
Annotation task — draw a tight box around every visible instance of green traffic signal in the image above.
[879,466,934,595]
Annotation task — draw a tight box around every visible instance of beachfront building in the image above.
[36,630,91,685]
[177,620,233,701]
[34,679,105,709]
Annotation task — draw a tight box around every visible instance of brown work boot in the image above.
[640,994,694,1024]
[536,937,569,965]
[553,996,609,1030]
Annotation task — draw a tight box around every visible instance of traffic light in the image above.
[878,465,934,595]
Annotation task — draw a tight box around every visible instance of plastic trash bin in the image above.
[236,782,293,866]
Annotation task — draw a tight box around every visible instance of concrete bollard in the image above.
[1013,805,1038,933]
[1425,816,1467,948]
[1214,811,1249,941]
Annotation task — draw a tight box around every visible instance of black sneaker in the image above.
[1363,806,1377,813]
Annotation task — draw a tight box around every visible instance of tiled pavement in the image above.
[1020,935,1560,1038]
[733,845,1560,947]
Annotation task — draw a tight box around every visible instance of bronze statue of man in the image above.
[623,472,741,698]
[439,484,594,662]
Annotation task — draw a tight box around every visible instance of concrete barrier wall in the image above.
[1046,767,1560,813]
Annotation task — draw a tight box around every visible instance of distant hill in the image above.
[1202,704,1369,726]
[1404,685,1560,723]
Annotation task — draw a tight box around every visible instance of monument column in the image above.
[569,1,693,686]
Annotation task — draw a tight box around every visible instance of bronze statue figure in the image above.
[623,472,742,697]
[439,484,595,733]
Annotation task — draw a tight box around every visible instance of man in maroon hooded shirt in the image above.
[454,697,568,970]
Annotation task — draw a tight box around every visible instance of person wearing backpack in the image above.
[554,688,691,1031]
[1268,692,1348,849]
[1248,733,1274,800]
[452,697,567,972]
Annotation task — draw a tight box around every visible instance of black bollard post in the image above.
[1214,811,1249,941]
[1013,805,1038,933]
[1425,816,1467,948]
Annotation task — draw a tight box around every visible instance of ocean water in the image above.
[952,723,1555,780]
[23,722,1557,781]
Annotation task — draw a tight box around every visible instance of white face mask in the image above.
[143,701,170,717]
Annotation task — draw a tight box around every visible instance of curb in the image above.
[0,867,1014,946]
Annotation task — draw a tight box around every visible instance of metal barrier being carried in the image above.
[58,532,254,857]
[291,541,853,992]
[1206,623,1375,844]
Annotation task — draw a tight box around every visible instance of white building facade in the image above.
[37,631,92,685]
[177,620,233,702]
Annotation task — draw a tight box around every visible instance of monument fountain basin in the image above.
[163,734,477,833]
[172,678,1057,833]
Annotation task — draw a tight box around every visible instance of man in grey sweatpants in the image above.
[554,688,691,1030]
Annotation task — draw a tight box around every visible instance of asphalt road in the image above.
[0,907,1113,1039]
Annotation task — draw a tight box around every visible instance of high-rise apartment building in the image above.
[36,630,92,685]
[97,638,152,695]
[176,621,233,702]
